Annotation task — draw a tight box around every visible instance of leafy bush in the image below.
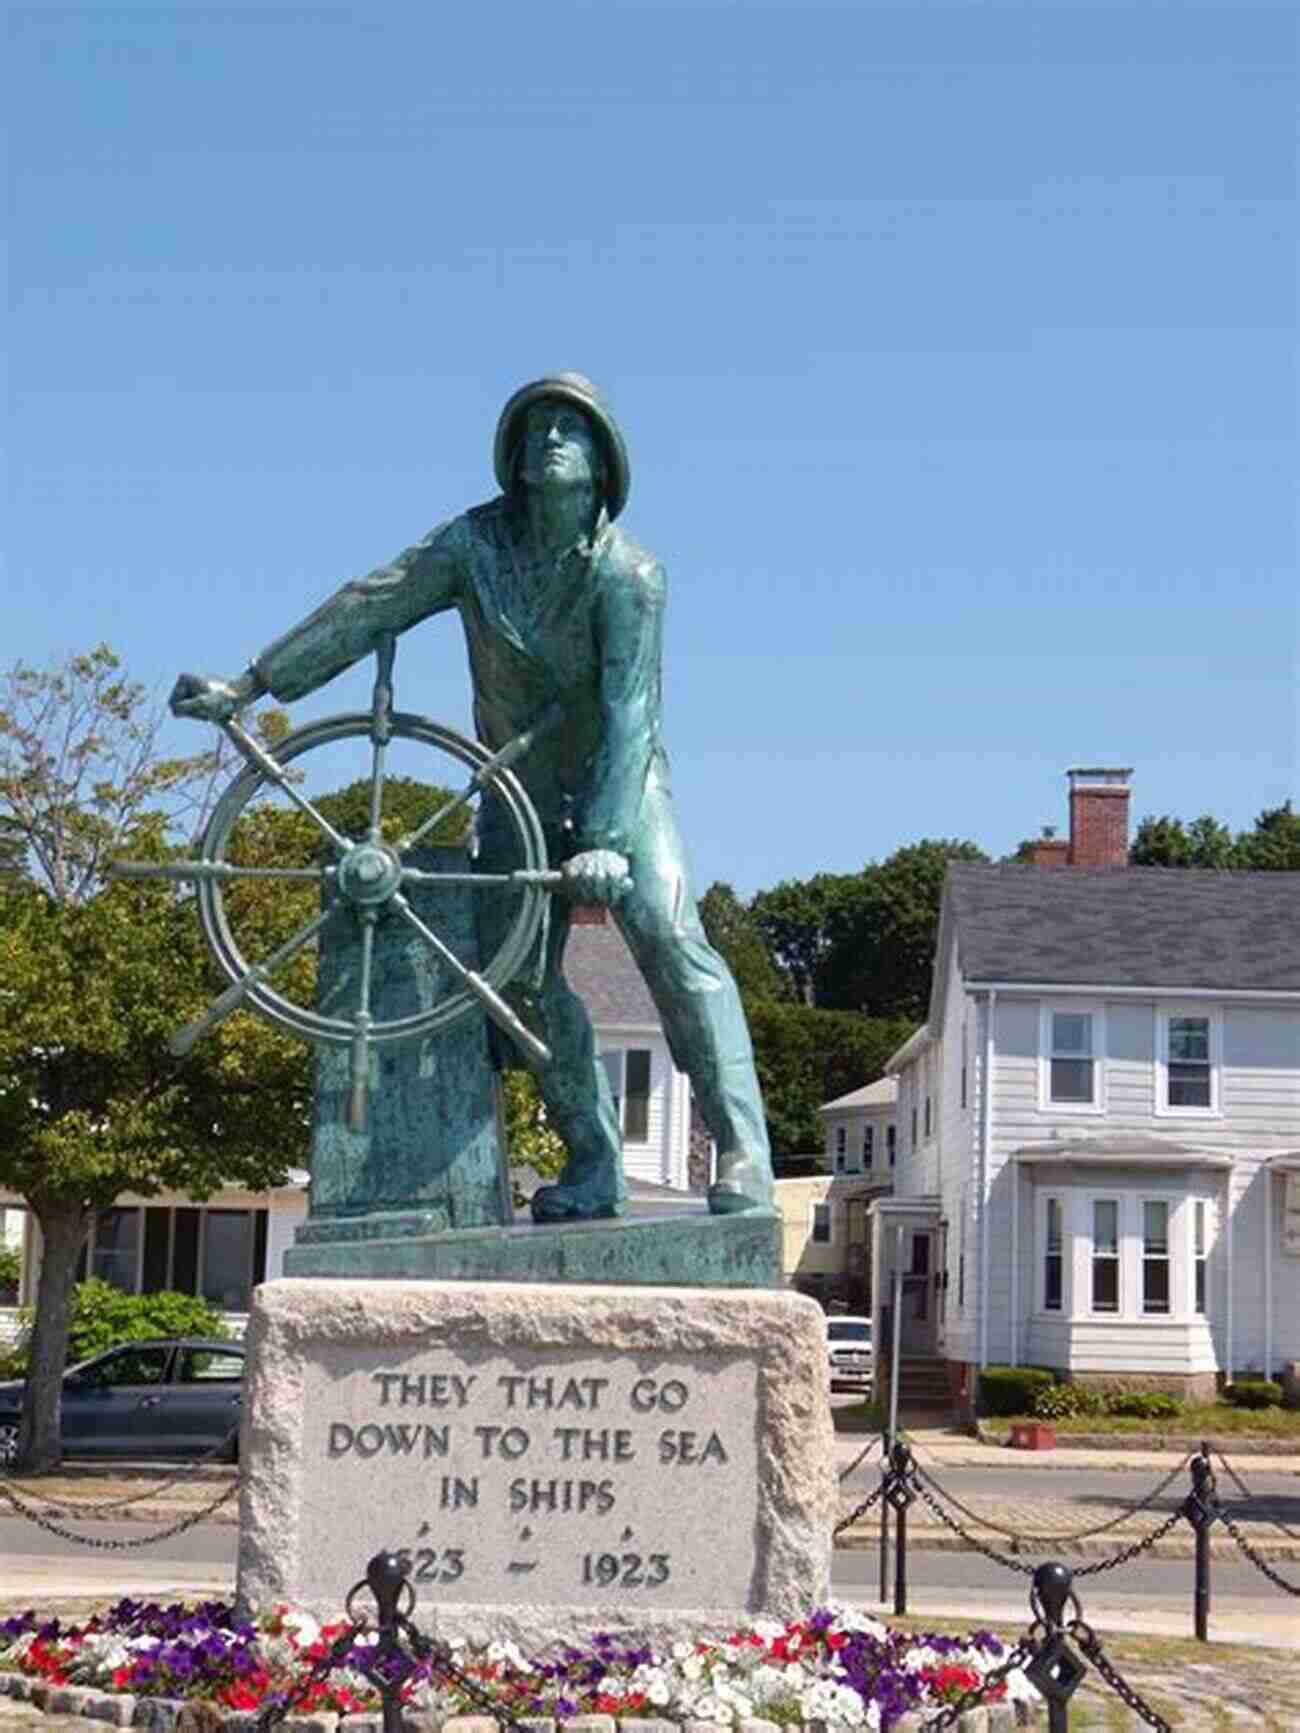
[978,1366,1055,1417]
[4,1280,228,1372]
[0,1243,20,1305]
[1223,1380,1283,1410]
[1032,1381,1105,1420]
[1104,1391,1184,1420]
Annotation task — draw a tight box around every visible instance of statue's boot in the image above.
[707,1152,775,1216]
[531,1149,628,1222]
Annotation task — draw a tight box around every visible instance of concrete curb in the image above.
[833,1524,1300,1561]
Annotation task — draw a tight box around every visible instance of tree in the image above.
[0,648,305,1471]
[745,1002,914,1159]
[1129,803,1300,871]
[1231,801,1300,871]
[750,873,853,1005]
[1130,814,1234,868]
[818,839,988,1021]
[698,882,785,1003]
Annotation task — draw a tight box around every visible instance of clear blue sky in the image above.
[7,2,1297,895]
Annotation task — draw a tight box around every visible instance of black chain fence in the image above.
[836,1435,1300,1637]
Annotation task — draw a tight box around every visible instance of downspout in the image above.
[1264,1166,1273,1380]
[1010,1152,1019,1368]
[1225,1168,1234,1384]
[979,989,996,1371]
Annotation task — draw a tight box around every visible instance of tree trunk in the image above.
[17,1203,91,1473]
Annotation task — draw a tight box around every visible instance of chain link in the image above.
[908,1473,1034,1574]
[832,1478,884,1536]
[917,1639,1035,1731]
[1070,1504,1188,1578]
[256,1619,368,1732]
[0,1468,239,1547]
[0,1425,239,1516]
[1070,1618,1172,1730]
[1217,1506,1300,1596]
[401,1614,527,1730]
[911,1454,1191,1546]
[837,1434,880,1483]
[1214,1449,1300,1542]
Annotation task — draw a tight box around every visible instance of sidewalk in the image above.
[834,1431,1300,1561]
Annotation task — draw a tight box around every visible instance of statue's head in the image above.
[494,373,631,519]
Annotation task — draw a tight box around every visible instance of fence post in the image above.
[878,1446,891,1604]
[1182,1440,1218,1643]
[1026,1561,1081,1733]
[888,1438,913,1616]
[365,1551,413,1733]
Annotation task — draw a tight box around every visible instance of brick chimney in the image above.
[1067,767,1132,866]
[1026,826,1070,868]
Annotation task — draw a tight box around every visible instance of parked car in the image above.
[826,1314,874,1392]
[0,1337,244,1467]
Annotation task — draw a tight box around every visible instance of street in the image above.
[3,1448,1296,1646]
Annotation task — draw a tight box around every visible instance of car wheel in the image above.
[0,1421,20,1471]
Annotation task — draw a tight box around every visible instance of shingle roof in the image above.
[563,918,661,1024]
[820,1078,898,1113]
[947,864,1300,992]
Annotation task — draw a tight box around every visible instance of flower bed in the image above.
[0,1599,1037,1731]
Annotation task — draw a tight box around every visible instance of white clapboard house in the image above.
[872,768,1300,1412]
[1,905,694,1338]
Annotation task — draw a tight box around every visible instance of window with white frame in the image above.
[1141,1200,1171,1315]
[1041,1006,1103,1110]
[1156,1008,1219,1116]
[862,1124,874,1167]
[1043,1196,1064,1312]
[811,1202,831,1244]
[1091,1198,1120,1313]
[600,1048,652,1142]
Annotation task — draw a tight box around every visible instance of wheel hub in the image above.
[337,841,402,907]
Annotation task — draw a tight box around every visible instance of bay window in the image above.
[1142,1200,1171,1314]
[1043,1196,1063,1312]
[1091,1199,1120,1313]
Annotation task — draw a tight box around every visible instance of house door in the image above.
[899,1230,936,1354]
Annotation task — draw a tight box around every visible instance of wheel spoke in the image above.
[222,718,352,856]
[396,702,562,857]
[391,892,551,1066]
[397,775,480,856]
[348,913,378,1131]
[169,903,339,1056]
[112,860,331,885]
[400,867,563,889]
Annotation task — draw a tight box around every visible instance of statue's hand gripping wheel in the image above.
[113,635,569,1130]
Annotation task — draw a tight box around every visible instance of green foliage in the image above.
[819,840,989,1021]
[5,1280,228,1371]
[1131,802,1300,871]
[698,882,785,1004]
[0,1242,19,1304]
[501,1069,566,1181]
[1032,1381,1105,1420]
[315,775,470,849]
[1223,1380,1284,1410]
[1104,1391,1184,1420]
[750,841,987,1023]
[750,873,850,1006]
[744,1002,914,1157]
[1130,814,1235,868]
[977,1365,1055,1417]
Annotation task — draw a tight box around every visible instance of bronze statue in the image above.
[171,374,773,1223]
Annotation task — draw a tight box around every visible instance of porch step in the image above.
[891,1357,952,1406]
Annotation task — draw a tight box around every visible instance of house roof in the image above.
[946,864,1300,993]
[562,916,661,1025]
[820,1077,898,1114]
[1012,1136,1233,1170]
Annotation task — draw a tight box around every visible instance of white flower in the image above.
[647,1678,671,1707]
[282,1611,320,1649]
[682,1653,706,1683]
[672,1640,693,1660]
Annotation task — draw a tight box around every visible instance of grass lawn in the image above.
[985,1404,1300,1440]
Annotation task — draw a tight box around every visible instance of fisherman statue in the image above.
[171,374,773,1225]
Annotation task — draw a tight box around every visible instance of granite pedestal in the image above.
[237,1277,835,1641]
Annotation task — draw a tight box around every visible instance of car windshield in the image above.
[828,1322,872,1343]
